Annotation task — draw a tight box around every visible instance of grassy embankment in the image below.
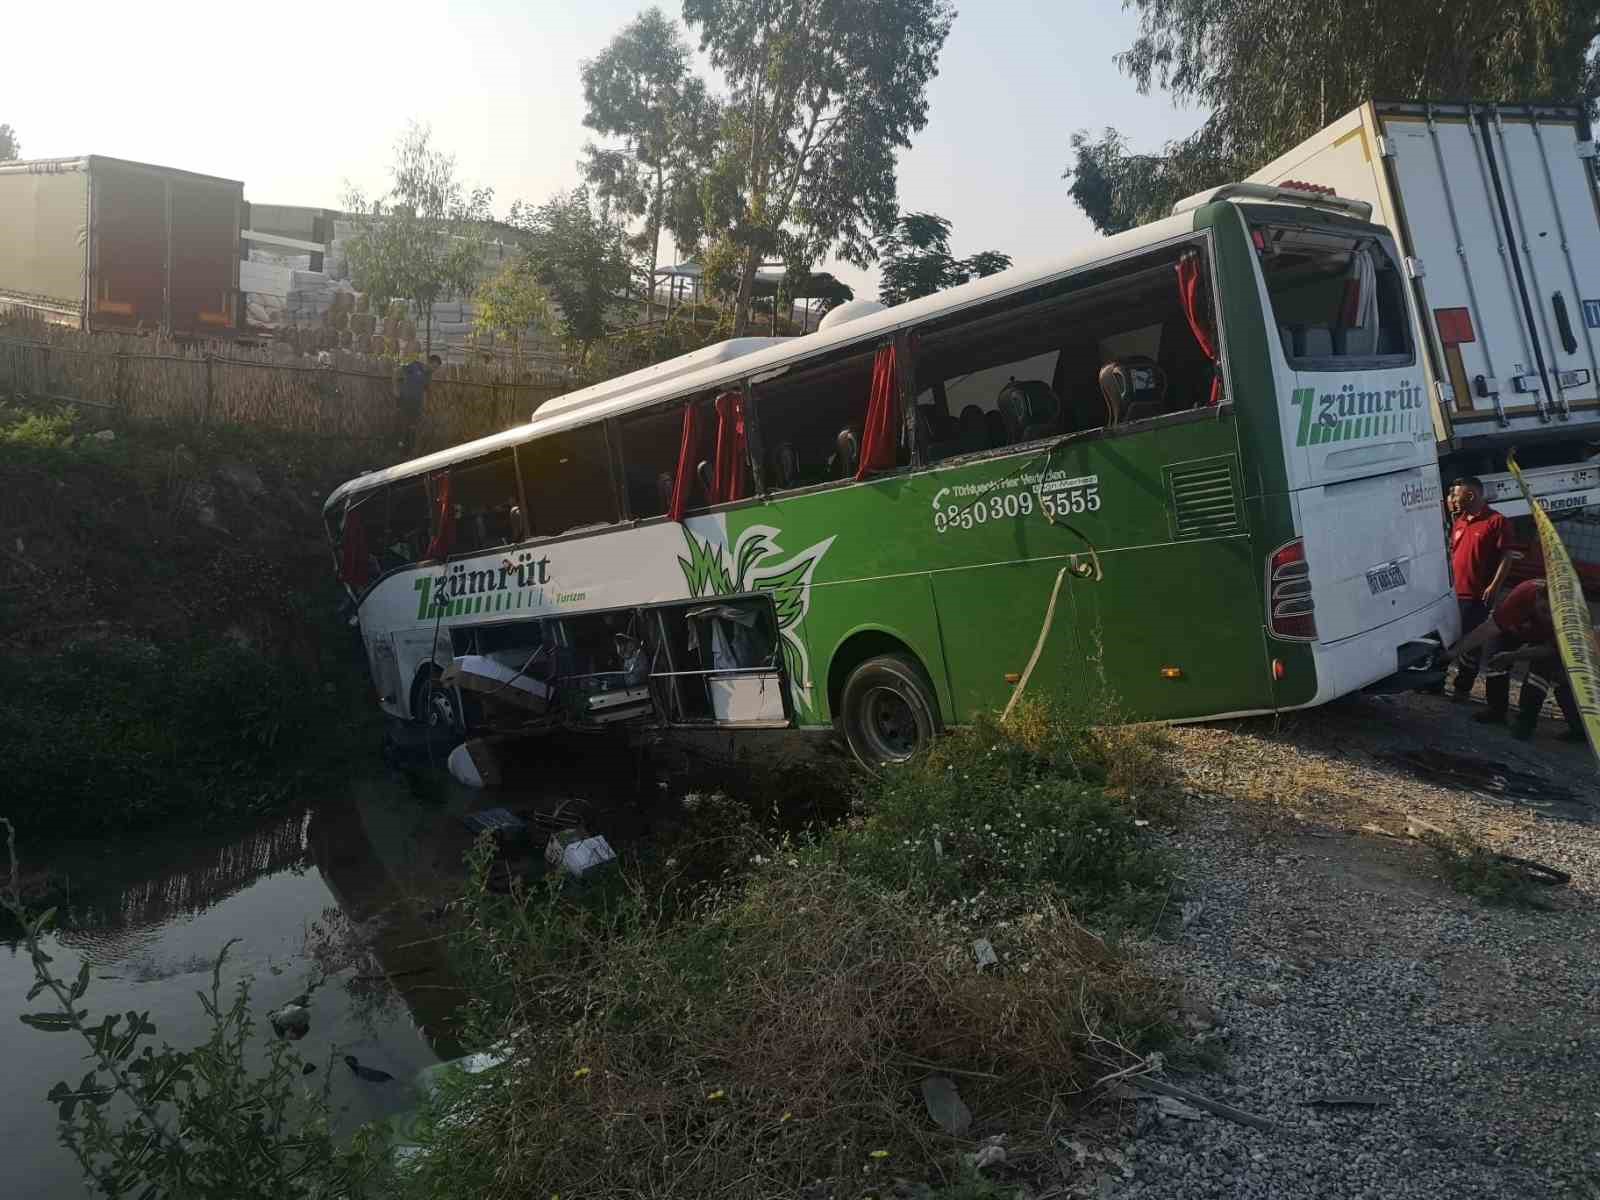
[399,704,1184,1200]
[0,400,389,840]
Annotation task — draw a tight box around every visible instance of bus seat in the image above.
[1098,357,1168,425]
[984,410,1007,448]
[831,426,861,478]
[772,441,801,488]
[1336,323,1378,356]
[1278,324,1301,358]
[918,403,955,442]
[1301,325,1335,358]
[997,379,1062,442]
[956,405,988,453]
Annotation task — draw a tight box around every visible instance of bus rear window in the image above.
[1255,225,1412,367]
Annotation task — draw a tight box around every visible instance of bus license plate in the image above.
[1366,562,1408,594]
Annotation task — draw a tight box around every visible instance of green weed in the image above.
[823,705,1172,926]
[1424,831,1540,907]
[3,821,391,1199]
[407,857,1172,1200]
[0,638,365,839]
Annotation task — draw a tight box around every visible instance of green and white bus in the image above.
[325,183,1457,767]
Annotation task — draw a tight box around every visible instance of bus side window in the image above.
[916,244,1218,461]
[384,478,430,567]
[752,345,890,489]
[523,425,619,537]
[449,451,521,555]
[617,396,717,518]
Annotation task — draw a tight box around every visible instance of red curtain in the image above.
[855,343,898,481]
[338,503,371,589]
[668,400,705,522]
[710,390,748,504]
[1176,253,1223,407]
[424,471,455,559]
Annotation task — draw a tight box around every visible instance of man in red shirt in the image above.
[1448,578,1584,741]
[1445,476,1511,699]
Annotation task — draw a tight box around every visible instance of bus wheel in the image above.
[411,666,460,732]
[839,654,941,769]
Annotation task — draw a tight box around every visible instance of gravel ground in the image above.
[1107,689,1600,1200]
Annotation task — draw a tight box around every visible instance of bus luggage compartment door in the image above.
[645,596,792,728]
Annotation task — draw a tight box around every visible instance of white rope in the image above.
[1003,565,1070,723]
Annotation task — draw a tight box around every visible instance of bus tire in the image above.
[410,664,461,732]
[839,654,941,769]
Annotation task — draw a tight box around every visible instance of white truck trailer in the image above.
[1249,100,1600,587]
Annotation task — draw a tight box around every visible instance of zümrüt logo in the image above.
[1289,380,1427,447]
[413,548,554,620]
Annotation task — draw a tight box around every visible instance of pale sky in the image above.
[4,0,1207,298]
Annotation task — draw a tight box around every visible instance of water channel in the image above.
[2,768,510,1199]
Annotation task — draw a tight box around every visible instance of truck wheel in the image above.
[411,665,461,732]
[839,654,941,769]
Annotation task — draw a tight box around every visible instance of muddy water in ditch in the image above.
[0,764,568,1199]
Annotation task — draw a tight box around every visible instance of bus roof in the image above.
[324,201,1244,514]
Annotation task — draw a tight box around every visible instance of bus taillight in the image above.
[1268,539,1317,640]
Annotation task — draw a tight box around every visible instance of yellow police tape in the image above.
[1507,451,1600,768]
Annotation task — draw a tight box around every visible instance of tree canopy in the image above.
[341,123,493,352]
[876,212,1012,307]
[0,124,19,161]
[473,261,555,359]
[514,188,635,363]
[580,7,720,317]
[1067,0,1600,233]
[682,0,956,333]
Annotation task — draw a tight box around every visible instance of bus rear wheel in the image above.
[839,654,941,769]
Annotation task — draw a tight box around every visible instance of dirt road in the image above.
[1112,691,1600,1199]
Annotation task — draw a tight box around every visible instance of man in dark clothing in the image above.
[1448,578,1585,742]
[1445,475,1510,699]
[395,354,441,454]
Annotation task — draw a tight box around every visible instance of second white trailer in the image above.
[1249,100,1600,579]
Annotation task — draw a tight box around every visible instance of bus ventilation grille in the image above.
[1165,456,1243,540]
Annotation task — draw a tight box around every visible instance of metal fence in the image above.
[0,320,576,453]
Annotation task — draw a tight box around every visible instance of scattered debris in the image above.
[1156,1095,1205,1120]
[268,1002,310,1040]
[91,429,115,443]
[448,738,504,789]
[968,1136,1007,1171]
[1132,1076,1275,1132]
[460,807,528,841]
[920,1074,973,1137]
[1300,1094,1388,1108]
[1180,900,1204,928]
[972,938,998,970]
[1405,814,1446,840]
[343,1055,395,1084]
[545,830,617,879]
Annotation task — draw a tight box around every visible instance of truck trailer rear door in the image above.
[1481,110,1600,412]
[1377,105,1600,431]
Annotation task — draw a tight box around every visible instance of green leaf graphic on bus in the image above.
[678,524,836,716]
[677,527,735,596]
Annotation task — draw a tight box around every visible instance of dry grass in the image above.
[412,864,1173,1200]
[0,315,570,453]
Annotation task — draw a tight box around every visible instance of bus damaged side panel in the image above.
[406,594,795,737]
